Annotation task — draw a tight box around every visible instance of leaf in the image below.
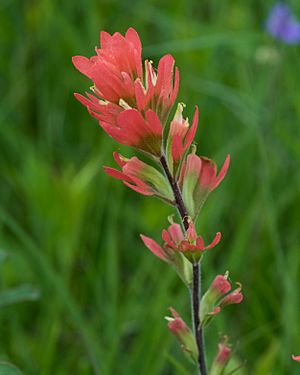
[0,249,8,263]
[252,340,279,375]
[0,362,22,375]
[0,285,40,308]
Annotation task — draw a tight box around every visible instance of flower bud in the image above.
[166,307,198,364]
[210,337,231,375]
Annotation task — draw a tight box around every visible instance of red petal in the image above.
[72,56,94,78]
[212,155,230,190]
[172,134,184,163]
[135,79,148,111]
[187,223,197,242]
[100,31,113,49]
[170,67,180,104]
[123,157,145,176]
[167,223,184,243]
[113,152,126,168]
[156,54,175,97]
[204,232,222,250]
[103,167,132,184]
[140,235,170,262]
[207,306,221,316]
[161,229,175,247]
[123,182,153,196]
[125,28,142,54]
[186,154,202,179]
[145,110,163,136]
[196,236,205,250]
[199,158,216,188]
[183,106,198,152]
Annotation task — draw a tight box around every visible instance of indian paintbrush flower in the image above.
[266,3,300,44]
[179,151,230,220]
[292,355,300,362]
[165,307,198,364]
[73,28,179,156]
[200,272,243,327]
[74,27,242,374]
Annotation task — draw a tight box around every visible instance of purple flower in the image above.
[266,3,300,44]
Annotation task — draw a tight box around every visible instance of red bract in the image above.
[104,152,172,200]
[292,355,300,362]
[112,109,163,156]
[167,307,189,335]
[210,337,232,374]
[73,28,179,155]
[215,341,231,365]
[210,274,232,295]
[141,222,221,264]
[165,307,198,363]
[180,152,230,220]
[73,28,142,105]
[135,55,179,124]
[166,104,198,175]
[220,284,243,307]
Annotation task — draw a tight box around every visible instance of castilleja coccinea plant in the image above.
[73,27,243,375]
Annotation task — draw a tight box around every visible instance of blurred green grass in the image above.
[1,0,300,374]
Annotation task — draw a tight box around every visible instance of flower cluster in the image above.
[73,28,179,156]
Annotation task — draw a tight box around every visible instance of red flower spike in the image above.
[104,152,173,200]
[180,153,230,220]
[200,273,243,327]
[73,28,179,154]
[292,355,300,362]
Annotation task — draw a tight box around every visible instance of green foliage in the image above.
[1,0,300,374]
[0,363,22,375]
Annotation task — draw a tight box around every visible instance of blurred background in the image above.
[1,0,300,374]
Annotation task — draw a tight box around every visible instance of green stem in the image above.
[160,154,207,375]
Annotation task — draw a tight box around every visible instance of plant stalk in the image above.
[160,154,207,375]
